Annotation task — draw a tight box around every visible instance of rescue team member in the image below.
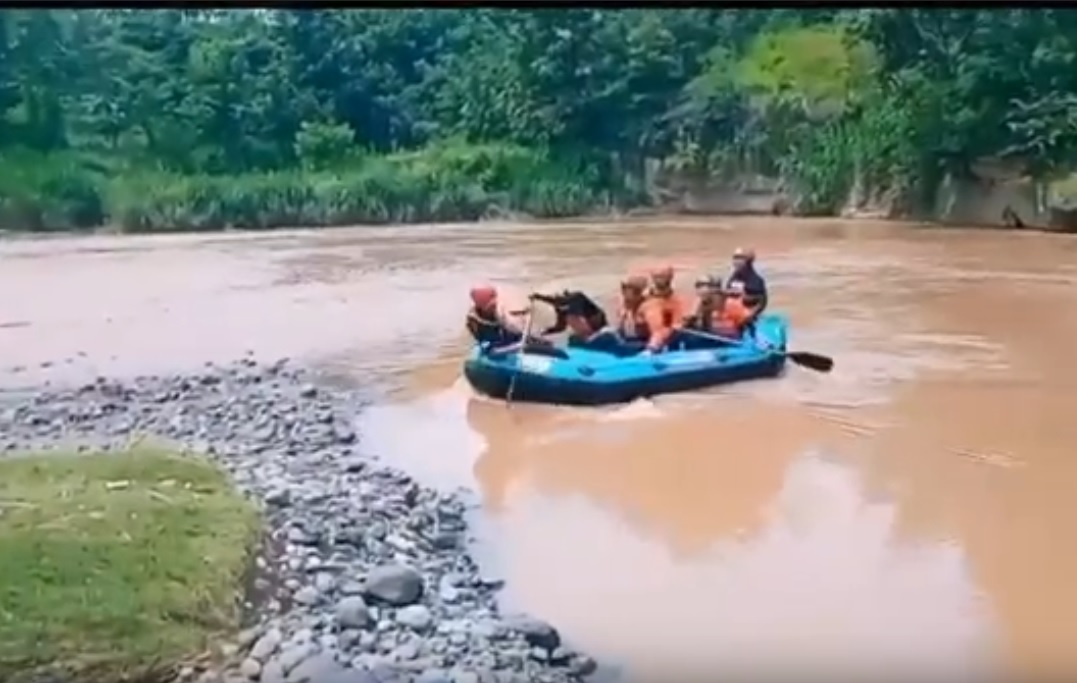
[530,290,609,344]
[465,285,527,348]
[530,289,652,357]
[725,247,768,322]
[686,277,752,339]
[615,274,650,343]
[685,276,721,333]
[719,281,753,337]
[639,264,689,354]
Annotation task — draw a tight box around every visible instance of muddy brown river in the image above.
[3,217,1076,678]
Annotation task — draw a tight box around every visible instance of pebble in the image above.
[364,563,424,606]
[249,628,283,662]
[292,586,320,606]
[239,657,261,680]
[335,595,371,629]
[0,359,598,683]
[396,604,434,631]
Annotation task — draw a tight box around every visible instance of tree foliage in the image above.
[1,8,1075,229]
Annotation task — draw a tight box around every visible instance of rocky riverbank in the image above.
[0,359,597,683]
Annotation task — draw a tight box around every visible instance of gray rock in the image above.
[393,641,420,661]
[197,671,223,683]
[437,577,460,604]
[339,580,365,596]
[284,652,360,683]
[469,620,506,640]
[335,595,371,629]
[395,604,433,631]
[571,654,598,677]
[505,615,561,650]
[292,585,320,606]
[314,572,336,594]
[257,656,286,683]
[249,627,283,662]
[358,630,378,652]
[364,564,424,606]
[416,670,452,683]
[264,488,291,507]
[236,626,263,650]
[337,628,362,649]
[239,658,262,680]
[275,642,314,675]
[448,632,468,648]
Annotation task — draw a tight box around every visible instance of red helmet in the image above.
[469,285,498,308]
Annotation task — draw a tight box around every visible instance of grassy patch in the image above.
[0,447,262,683]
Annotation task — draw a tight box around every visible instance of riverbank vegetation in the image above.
[2,9,1077,231]
[0,446,260,683]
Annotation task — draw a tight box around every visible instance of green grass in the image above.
[0,447,262,683]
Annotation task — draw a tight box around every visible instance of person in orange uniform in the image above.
[685,276,722,332]
[686,276,752,339]
[614,273,651,343]
[465,285,526,348]
[714,280,753,338]
[639,264,689,354]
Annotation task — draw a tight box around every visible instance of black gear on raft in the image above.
[529,290,608,335]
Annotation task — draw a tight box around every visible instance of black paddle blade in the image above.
[786,351,834,373]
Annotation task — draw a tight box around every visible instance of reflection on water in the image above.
[495,456,996,680]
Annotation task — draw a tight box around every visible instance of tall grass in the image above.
[0,142,620,233]
[0,148,107,231]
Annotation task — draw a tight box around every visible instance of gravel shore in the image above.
[0,359,597,683]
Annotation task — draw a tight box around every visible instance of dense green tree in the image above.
[1,7,1076,230]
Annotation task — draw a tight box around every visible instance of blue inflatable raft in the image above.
[463,314,789,406]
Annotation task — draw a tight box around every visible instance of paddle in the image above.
[505,306,536,406]
[678,327,834,374]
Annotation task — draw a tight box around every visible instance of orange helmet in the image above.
[650,264,674,286]
[620,273,649,291]
[469,285,498,309]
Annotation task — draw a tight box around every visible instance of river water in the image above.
[2,217,1076,679]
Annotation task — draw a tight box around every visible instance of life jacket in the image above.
[617,302,650,341]
[713,298,751,338]
[647,291,688,328]
[690,300,719,333]
[466,307,516,346]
